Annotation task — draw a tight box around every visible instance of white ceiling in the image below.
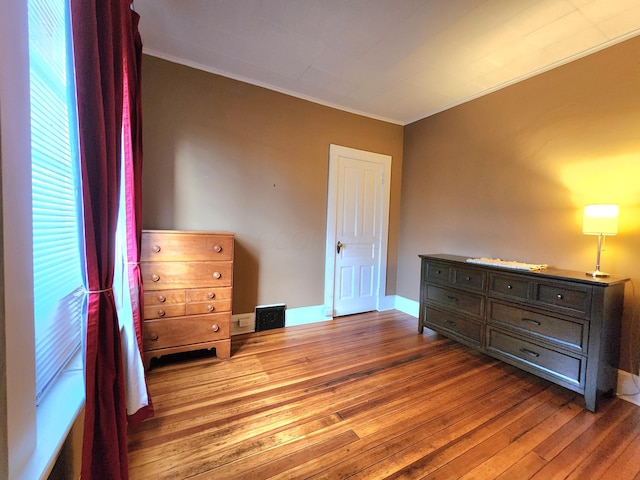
[135,0,640,125]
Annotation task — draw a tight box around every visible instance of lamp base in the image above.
[586,269,610,278]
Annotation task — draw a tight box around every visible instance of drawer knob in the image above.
[153,245,161,253]
[213,244,222,253]
[465,276,471,281]
[157,309,165,317]
[446,295,458,303]
[157,295,166,303]
[211,324,220,332]
[436,270,441,274]
[507,284,513,290]
[151,274,160,282]
[557,293,564,300]
[208,304,214,312]
[213,271,221,280]
[208,292,215,299]
[445,319,457,327]
[522,318,541,326]
[150,332,158,341]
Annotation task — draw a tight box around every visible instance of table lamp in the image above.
[582,204,618,278]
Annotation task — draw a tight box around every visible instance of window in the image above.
[28,0,84,402]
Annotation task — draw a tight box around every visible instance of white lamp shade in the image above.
[582,204,619,235]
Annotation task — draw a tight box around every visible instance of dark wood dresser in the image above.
[141,230,234,369]
[418,254,628,412]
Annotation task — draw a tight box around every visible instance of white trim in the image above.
[324,145,392,318]
[393,296,420,318]
[140,49,404,126]
[617,369,640,407]
[16,354,84,480]
[286,305,333,327]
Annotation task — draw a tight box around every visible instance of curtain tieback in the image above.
[86,288,113,294]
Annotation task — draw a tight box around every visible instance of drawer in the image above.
[535,281,592,318]
[142,261,232,290]
[489,273,530,301]
[424,261,452,285]
[142,231,233,262]
[487,301,588,353]
[424,285,484,319]
[186,299,232,315]
[143,289,186,306]
[452,266,486,292]
[423,306,482,345]
[486,327,585,389]
[187,286,233,303]
[143,313,230,351]
[143,303,186,320]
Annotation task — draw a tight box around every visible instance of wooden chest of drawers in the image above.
[419,254,628,412]
[141,230,234,368]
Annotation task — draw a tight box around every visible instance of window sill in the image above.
[15,352,84,480]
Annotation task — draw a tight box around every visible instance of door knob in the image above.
[337,241,344,254]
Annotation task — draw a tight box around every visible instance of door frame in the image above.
[323,144,392,317]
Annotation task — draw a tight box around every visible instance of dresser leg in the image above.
[215,340,231,359]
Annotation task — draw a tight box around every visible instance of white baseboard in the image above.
[617,370,640,406]
[285,305,333,327]
[392,295,419,318]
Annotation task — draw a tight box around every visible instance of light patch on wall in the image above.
[560,153,640,234]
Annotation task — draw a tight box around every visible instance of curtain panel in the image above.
[71,0,144,477]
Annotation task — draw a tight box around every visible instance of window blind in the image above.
[28,0,85,402]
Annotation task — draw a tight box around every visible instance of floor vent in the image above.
[255,304,286,331]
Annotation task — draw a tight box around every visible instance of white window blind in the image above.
[28,0,85,402]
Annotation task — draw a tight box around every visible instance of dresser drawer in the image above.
[489,273,530,301]
[143,313,231,351]
[143,303,186,320]
[452,266,486,292]
[186,299,232,315]
[488,301,588,353]
[142,231,233,262]
[424,261,453,285]
[425,285,484,318]
[423,306,482,345]
[142,261,232,290]
[486,327,585,389]
[535,281,592,318]
[186,286,233,303]
[143,289,186,307]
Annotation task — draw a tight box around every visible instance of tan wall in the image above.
[398,36,640,372]
[141,56,404,313]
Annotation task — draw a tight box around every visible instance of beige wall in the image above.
[398,36,640,372]
[141,56,404,313]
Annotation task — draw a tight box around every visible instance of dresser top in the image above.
[143,229,235,236]
[419,253,630,287]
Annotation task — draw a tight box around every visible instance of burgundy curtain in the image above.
[123,8,154,425]
[71,0,138,477]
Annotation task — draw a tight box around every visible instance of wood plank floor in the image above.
[127,310,640,479]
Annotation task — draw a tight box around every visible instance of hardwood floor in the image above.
[127,310,640,479]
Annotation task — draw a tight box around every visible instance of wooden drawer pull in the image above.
[207,292,215,299]
[153,245,161,253]
[208,304,214,312]
[157,309,165,317]
[157,295,166,303]
[465,276,471,281]
[150,332,158,341]
[445,320,457,327]
[211,324,220,332]
[446,295,458,302]
[213,244,222,253]
[151,274,160,282]
[521,318,541,326]
[213,271,221,279]
[520,348,540,358]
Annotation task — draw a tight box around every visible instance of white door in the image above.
[325,145,391,317]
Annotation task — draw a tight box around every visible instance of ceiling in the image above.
[135,0,640,125]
